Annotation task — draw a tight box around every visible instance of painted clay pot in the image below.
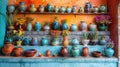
[72,5,77,13]
[24,49,37,57]
[2,42,14,55]
[71,46,80,57]
[18,2,26,12]
[61,22,68,30]
[54,6,59,13]
[70,24,77,31]
[62,36,69,47]
[51,20,60,30]
[71,38,79,46]
[45,3,53,12]
[31,37,38,46]
[7,5,15,13]
[89,23,97,31]
[79,7,84,13]
[60,47,68,57]
[99,5,107,13]
[7,25,14,31]
[98,24,107,31]
[51,37,59,46]
[16,41,22,46]
[41,37,49,46]
[23,38,30,46]
[46,50,51,57]
[29,4,37,13]
[80,21,87,31]
[104,47,114,57]
[26,22,32,31]
[99,39,107,45]
[12,47,23,57]
[34,22,41,31]
[82,47,89,57]
[92,6,99,13]
[66,6,72,13]
[38,5,44,13]
[60,6,66,13]
[85,2,92,13]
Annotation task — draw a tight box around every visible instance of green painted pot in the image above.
[71,46,80,57]
[98,24,107,31]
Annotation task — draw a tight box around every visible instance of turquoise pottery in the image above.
[41,37,49,46]
[54,6,59,13]
[71,38,79,46]
[7,5,15,13]
[98,24,106,31]
[51,38,59,46]
[66,6,72,13]
[93,6,99,13]
[18,2,26,12]
[71,46,80,57]
[60,6,65,13]
[104,47,114,57]
[34,22,41,31]
[27,22,32,31]
[5,37,13,42]
[99,5,107,13]
[45,3,53,12]
[51,20,60,30]
[99,39,106,45]
[61,22,68,30]
[70,24,77,31]
[23,38,30,45]
[31,37,38,46]
[89,23,97,31]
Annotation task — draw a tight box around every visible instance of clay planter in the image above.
[82,47,89,57]
[12,47,23,57]
[24,49,37,57]
[92,51,102,57]
[60,47,68,57]
[62,36,69,47]
[46,50,51,57]
[2,42,14,56]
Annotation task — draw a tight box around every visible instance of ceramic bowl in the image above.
[24,49,37,57]
[92,51,102,57]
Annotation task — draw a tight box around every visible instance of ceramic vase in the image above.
[82,47,89,57]
[46,50,51,57]
[60,47,68,57]
[61,22,68,30]
[23,38,30,46]
[90,39,98,45]
[104,47,114,57]
[51,37,59,46]
[38,5,44,13]
[99,5,107,13]
[70,24,77,31]
[27,22,32,31]
[92,6,99,13]
[60,6,66,13]
[18,2,26,12]
[41,37,49,46]
[99,39,107,45]
[72,5,77,13]
[16,41,22,46]
[29,4,37,13]
[7,5,15,13]
[98,24,106,31]
[79,7,84,13]
[80,21,87,31]
[51,20,60,30]
[89,23,97,31]
[71,46,80,57]
[54,6,59,13]
[81,39,90,46]
[45,3,53,12]
[66,6,72,13]
[71,38,79,46]
[62,36,69,47]
[85,2,92,13]
[31,37,38,46]
[2,42,14,56]
[12,47,23,57]
[34,22,41,31]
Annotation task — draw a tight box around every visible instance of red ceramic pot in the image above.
[60,47,68,57]
[46,50,51,57]
[82,47,89,57]
[12,47,23,57]
[24,49,37,57]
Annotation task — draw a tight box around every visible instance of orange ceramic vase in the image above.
[2,42,14,55]
[62,36,69,47]
[12,47,23,57]
[82,47,89,57]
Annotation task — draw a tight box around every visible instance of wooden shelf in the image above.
[15,12,109,15]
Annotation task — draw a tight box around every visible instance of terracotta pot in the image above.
[12,47,23,57]
[7,25,14,31]
[60,47,68,57]
[62,36,69,46]
[2,42,14,55]
[82,47,89,57]
[46,50,51,57]
[92,51,102,57]
[24,49,37,57]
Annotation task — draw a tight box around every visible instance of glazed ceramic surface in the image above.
[51,38,59,46]
[31,37,38,46]
[41,37,49,46]
[80,21,87,31]
[85,2,92,13]
[71,38,79,46]
[60,6,66,13]
[104,47,114,57]
[99,5,107,13]
[66,6,72,13]
[99,39,107,45]
[72,5,77,13]
[38,5,44,13]
[70,24,77,31]
[34,22,41,31]
[71,46,80,57]
[82,47,89,57]
[98,24,106,31]
[45,3,53,12]
[60,47,68,57]
[29,4,37,13]
[89,23,97,31]
[23,38,30,45]
[26,22,32,31]
[61,22,68,30]
[51,20,60,30]
[7,5,15,13]
[54,6,59,13]
[18,2,26,12]
[79,7,84,13]
[92,6,99,13]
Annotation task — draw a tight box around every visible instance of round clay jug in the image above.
[12,47,23,57]
[62,36,69,47]
[82,47,89,57]
[46,50,51,57]
[60,47,68,57]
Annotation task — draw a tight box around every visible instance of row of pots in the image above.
[1,42,114,58]
[9,21,107,31]
[7,2,107,13]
